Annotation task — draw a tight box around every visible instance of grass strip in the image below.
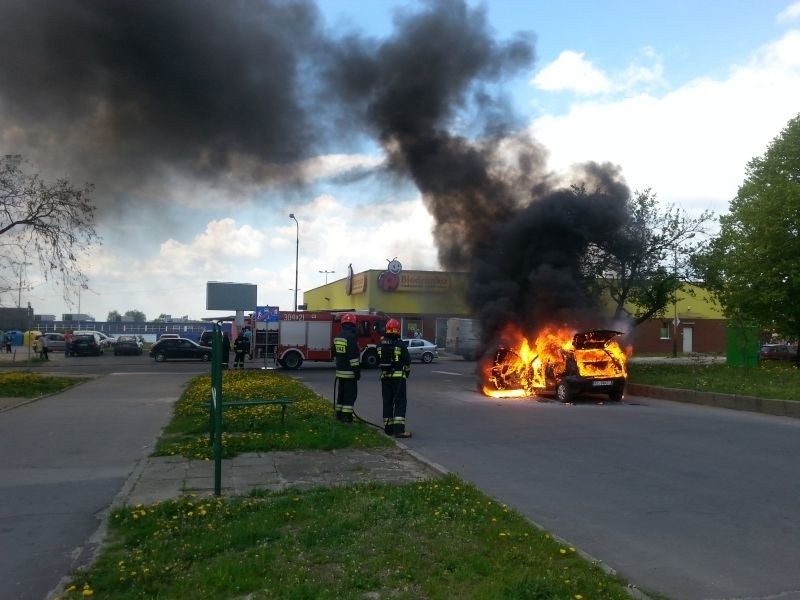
[628,361,800,401]
[154,370,392,459]
[0,371,88,398]
[59,476,632,600]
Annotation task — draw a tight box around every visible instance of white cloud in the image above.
[777,1,800,22]
[531,51,613,94]
[530,29,800,214]
[531,48,665,96]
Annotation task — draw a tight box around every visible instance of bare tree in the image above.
[0,155,99,305]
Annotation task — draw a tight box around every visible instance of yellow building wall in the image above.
[304,270,472,316]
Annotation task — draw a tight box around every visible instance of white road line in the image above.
[432,370,463,376]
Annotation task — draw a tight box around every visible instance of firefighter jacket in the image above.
[378,337,411,379]
[334,324,360,379]
[234,336,248,353]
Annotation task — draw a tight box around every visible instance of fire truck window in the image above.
[374,321,386,336]
[360,321,370,337]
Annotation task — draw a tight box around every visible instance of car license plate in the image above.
[592,380,612,387]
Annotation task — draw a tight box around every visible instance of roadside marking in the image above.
[433,370,463,376]
[110,372,194,376]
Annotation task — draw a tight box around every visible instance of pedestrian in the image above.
[40,334,49,361]
[233,332,248,369]
[243,327,252,359]
[378,318,412,438]
[413,329,422,339]
[4,332,11,353]
[221,331,231,369]
[333,313,360,422]
[64,331,73,358]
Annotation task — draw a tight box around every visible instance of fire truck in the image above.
[256,310,389,370]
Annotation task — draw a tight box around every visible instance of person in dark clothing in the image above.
[378,318,412,438]
[333,313,360,422]
[233,333,248,369]
[221,331,231,369]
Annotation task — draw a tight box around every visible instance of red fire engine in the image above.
[262,311,388,370]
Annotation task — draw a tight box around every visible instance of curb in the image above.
[626,383,800,419]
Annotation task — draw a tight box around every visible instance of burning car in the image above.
[482,327,627,403]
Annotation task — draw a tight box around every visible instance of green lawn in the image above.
[627,360,800,401]
[0,371,88,398]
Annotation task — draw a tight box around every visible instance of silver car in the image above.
[401,338,438,363]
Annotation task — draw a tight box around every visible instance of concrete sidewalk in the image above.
[119,446,446,506]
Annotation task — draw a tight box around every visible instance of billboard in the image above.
[206,282,257,311]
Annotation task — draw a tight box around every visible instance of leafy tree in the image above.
[693,113,800,344]
[107,310,121,322]
[0,155,99,305]
[124,309,146,322]
[585,188,712,326]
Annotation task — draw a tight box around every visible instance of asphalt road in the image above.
[289,358,800,600]
[2,352,800,599]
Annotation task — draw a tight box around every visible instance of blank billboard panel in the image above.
[206,282,257,311]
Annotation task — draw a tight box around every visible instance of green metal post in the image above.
[211,322,223,496]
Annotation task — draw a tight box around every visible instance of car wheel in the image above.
[361,349,379,368]
[608,388,623,402]
[556,381,572,403]
[421,352,434,363]
[282,351,303,370]
[201,352,211,362]
[155,353,167,362]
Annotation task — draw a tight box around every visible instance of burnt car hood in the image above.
[572,329,624,350]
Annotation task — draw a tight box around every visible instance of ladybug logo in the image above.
[377,270,399,292]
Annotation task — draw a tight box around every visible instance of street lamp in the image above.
[319,269,335,284]
[17,262,32,307]
[77,283,88,316]
[289,213,299,311]
[672,233,695,358]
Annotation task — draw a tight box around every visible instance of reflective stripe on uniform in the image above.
[349,358,360,367]
[336,370,355,378]
[339,405,354,414]
[381,371,405,378]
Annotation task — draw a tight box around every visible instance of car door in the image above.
[177,339,196,359]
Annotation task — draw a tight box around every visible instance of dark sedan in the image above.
[114,335,143,356]
[149,338,212,362]
[70,333,104,356]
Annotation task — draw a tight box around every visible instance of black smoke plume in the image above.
[0,0,633,344]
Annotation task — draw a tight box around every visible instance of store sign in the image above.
[351,272,367,294]
[397,272,451,292]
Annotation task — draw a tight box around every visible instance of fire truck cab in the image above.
[274,310,388,370]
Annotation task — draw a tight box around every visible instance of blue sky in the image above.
[5,0,800,322]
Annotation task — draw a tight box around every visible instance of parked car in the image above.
[401,338,439,363]
[149,338,212,362]
[34,332,66,353]
[114,335,143,356]
[70,333,104,356]
[760,344,798,361]
[73,330,115,348]
[198,330,213,347]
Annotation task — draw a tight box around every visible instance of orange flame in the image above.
[480,324,628,399]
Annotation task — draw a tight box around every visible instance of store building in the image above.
[303,264,727,354]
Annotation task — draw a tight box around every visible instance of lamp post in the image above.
[77,283,88,317]
[319,269,335,284]
[17,262,32,307]
[289,213,299,311]
[672,233,695,358]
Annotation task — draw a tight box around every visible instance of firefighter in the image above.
[378,318,412,438]
[233,332,248,369]
[333,313,360,422]
[221,331,231,369]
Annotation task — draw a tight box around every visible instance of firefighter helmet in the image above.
[340,313,357,325]
[385,318,401,335]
